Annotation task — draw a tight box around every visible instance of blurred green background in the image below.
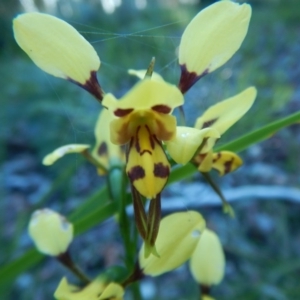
[1,0,300,299]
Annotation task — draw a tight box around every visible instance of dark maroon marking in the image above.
[202,118,217,129]
[68,71,104,102]
[114,108,134,117]
[178,65,209,94]
[212,152,221,163]
[140,150,152,155]
[145,125,155,150]
[135,126,141,153]
[224,158,234,174]
[153,163,169,178]
[151,105,171,114]
[200,285,211,297]
[97,142,108,156]
[126,140,133,162]
[128,166,145,181]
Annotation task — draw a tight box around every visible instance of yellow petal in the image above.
[126,126,170,199]
[212,151,243,175]
[54,277,107,300]
[202,296,215,300]
[99,283,124,300]
[43,144,90,166]
[195,87,257,135]
[92,109,124,172]
[109,107,177,145]
[189,229,225,286]
[28,209,73,256]
[179,1,251,77]
[165,126,220,164]
[139,211,206,276]
[128,69,164,81]
[103,79,183,113]
[196,151,214,173]
[13,13,102,99]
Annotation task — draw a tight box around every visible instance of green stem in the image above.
[178,105,186,126]
[81,149,107,173]
[57,251,90,285]
[201,172,234,217]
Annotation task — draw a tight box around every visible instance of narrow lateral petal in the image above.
[212,151,243,176]
[139,211,206,276]
[189,229,225,286]
[165,126,220,164]
[43,144,90,166]
[195,151,213,172]
[178,1,251,92]
[92,109,124,171]
[13,13,103,100]
[195,87,257,135]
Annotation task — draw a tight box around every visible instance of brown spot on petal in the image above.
[69,71,104,102]
[153,163,169,178]
[212,152,221,163]
[151,105,171,114]
[178,65,209,94]
[98,142,108,156]
[202,118,217,129]
[224,159,234,174]
[128,166,145,181]
[114,108,134,117]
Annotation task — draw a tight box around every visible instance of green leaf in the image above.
[216,110,300,153]
[0,249,44,289]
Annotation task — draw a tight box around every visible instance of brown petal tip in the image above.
[69,70,104,102]
[178,65,208,94]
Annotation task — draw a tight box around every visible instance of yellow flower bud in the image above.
[202,296,215,300]
[189,229,225,286]
[28,209,73,256]
[139,211,206,276]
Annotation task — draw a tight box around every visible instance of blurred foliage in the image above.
[1,0,300,299]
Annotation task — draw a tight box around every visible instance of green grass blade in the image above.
[217,110,300,153]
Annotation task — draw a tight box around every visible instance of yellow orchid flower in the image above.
[166,87,257,175]
[103,79,183,199]
[178,1,251,93]
[193,86,257,174]
[54,277,124,300]
[28,209,73,256]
